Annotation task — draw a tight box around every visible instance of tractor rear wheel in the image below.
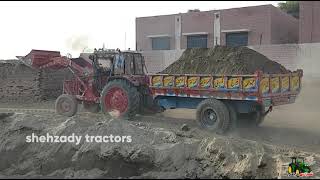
[100,79,140,120]
[196,98,230,134]
[83,102,100,113]
[55,94,78,117]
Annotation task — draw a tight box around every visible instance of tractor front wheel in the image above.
[100,79,140,120]
[55,94,78,117]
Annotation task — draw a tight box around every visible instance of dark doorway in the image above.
[226,32,248,47]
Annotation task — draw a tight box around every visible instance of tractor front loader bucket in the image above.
[17,49,62,69]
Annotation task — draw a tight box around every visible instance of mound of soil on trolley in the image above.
[161,46,289,75]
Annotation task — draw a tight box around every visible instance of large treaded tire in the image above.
[196,98,230,134]
[55,94,78,117]
[100,79,140,120]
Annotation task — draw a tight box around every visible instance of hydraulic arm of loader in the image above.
[18,49,97,101]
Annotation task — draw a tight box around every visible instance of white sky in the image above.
[0,1,282,59]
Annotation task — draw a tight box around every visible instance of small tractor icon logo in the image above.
[288,157,313,177]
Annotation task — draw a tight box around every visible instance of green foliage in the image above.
[278,1,299,18]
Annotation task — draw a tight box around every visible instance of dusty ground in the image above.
[0,77,319,179]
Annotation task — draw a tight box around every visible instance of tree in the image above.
[278,1,299,19]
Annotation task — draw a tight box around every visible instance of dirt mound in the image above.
[161,46,289,75]
[0,112,319,179]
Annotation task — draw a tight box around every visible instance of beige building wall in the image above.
[299,1,320,43]
[136,5,299,50]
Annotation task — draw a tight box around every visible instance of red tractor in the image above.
[19,48,157,119]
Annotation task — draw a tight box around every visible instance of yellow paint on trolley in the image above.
[163,76,174,87]
[227,77,240,89]
[200,77,211,88]
[152,76,163,87]
[188,77,199,88]
[213,77,225,89]
[260,77,270,94]
[271,77,280,93]
[243,77,256,90]
[291,76,300,91]
[175,76,186,87]
[281,76,289,92]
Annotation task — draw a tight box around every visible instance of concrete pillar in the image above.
[213,12,221,46]
[175,15,182,50]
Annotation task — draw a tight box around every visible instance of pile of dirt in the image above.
[0,112,318,179]
[161,46,289,75]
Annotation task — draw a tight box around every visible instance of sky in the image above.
[0,1,282,59]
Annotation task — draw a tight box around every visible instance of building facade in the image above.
[136,4,299,51]
[299,1,320,43]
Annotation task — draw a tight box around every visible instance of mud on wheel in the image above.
[196,98,230,134]
[55,94,78,117]
[100,79,140,120]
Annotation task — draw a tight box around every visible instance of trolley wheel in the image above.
[196,98,230,134]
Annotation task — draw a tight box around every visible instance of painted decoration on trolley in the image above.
[270,77,280,93]
[227,77,240,90]
[281,76,289,92]
[200,77,211,88]
[242,77,257,91]
[260,77,270,95]
[163,76,174,87]
[151,76,163,87]
[213,77,225,89]
[187,76,200,88]
[290,76,300,91]
[175,76,186,87]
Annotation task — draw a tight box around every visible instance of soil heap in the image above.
[0,112,319,179]
[161,46,289,75]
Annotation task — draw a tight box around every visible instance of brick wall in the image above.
[0,61,73,103]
